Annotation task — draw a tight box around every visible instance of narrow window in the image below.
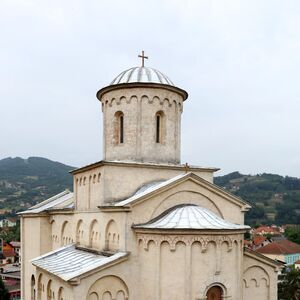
[114,111,124,144]
[119,114,124,143]
[156,114,161,143]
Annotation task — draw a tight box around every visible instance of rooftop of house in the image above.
[256,239,300,255]
[253,236,267,246]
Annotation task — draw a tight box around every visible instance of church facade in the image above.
[20,61,281,300]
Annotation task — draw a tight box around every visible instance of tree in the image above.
[278,267,300,300]
[0,276,9,300]
[285,226,300,245]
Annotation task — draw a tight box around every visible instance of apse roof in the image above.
[133,204,250,231]
[19,190,74,215]
[110,66,174,86]
[31,244,129,281]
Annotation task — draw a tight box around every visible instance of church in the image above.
[20,53,281,300]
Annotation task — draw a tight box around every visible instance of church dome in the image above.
[110,67,174,86]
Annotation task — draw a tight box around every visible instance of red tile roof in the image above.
[254,226,279,234]
[257,239,300,255]
[295,260,300,264]
[253,236,266,246]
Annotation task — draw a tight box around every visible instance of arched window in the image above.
[114,111,124,144]
[155,111,165,143]
[206,286,223,300]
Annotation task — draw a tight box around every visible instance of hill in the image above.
[0,157,299,226]
[214,172,300,226]
[0,157,74,214]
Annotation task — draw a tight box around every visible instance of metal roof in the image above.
[31,245,128,281]
[19,190,74,214]
[115,173,189,207]
[133,204,250,230]
[110,67,174,86]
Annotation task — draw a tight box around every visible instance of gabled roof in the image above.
[256,239,300,255]
[19,190,74,215]
[244,247,283,269]
[111,172,250,210]
[31,244,129,282]
[133,204,250,231]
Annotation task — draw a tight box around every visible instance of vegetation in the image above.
[0,276,9,300]
[284,226,300,245]
[0,157,74,213]
[0,222,20,243]
[278,267,300,300]
[214,172,300,226]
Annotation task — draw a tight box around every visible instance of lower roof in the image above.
[31,245,128,282]
[133,204,250,231]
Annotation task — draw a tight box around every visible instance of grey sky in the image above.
[1,0,300,177]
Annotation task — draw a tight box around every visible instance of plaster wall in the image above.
[74,163,215,209]
[243,252,279,300]
[100,87,184,164]
[21,216,51,300]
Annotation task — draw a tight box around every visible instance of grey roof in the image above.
[31,244,128,281]
[115,173,188,207]
[133,204,250,230]
[19,190,74,214]
[110,66,174,86]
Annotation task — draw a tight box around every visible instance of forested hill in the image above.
[0,157,74,213]
[214,172,300,226]
[0,157,300,225]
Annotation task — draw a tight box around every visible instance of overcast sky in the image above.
[1,0,300,177]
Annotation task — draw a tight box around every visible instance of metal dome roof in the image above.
[133,204,250,230]
[110,66,174,86]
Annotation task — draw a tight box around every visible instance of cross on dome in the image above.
[138,50,148,67]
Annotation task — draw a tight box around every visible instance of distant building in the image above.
[253,225,280,236]
[295,260,300,270]
[0,218,17,228]
[1,242,17,264]
[257,239,300,265]
[1,269,21,300]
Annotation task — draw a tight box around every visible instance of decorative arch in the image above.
[243,265,270,287]
[31,274,36,300]
[89,219,100,249]
[88,292,99,300]
[37,273,43,300]
[243,265,270,300]
[61,221,72,246]
[114,111,124,144]
[105,220,119,251]
[150,190,223,219]
[76,219,84,245]
[87,275,129,300]
[51,220,59,249]
[57,287,65,300]
[46,280,53,300]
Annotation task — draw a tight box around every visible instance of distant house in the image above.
[257,239,300,265]
[0,218,17,228]
[0,242,17,264]
[253,226,280,236]
[1,270,20,300]
[295,260,300,270]
[10,242,20,264]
